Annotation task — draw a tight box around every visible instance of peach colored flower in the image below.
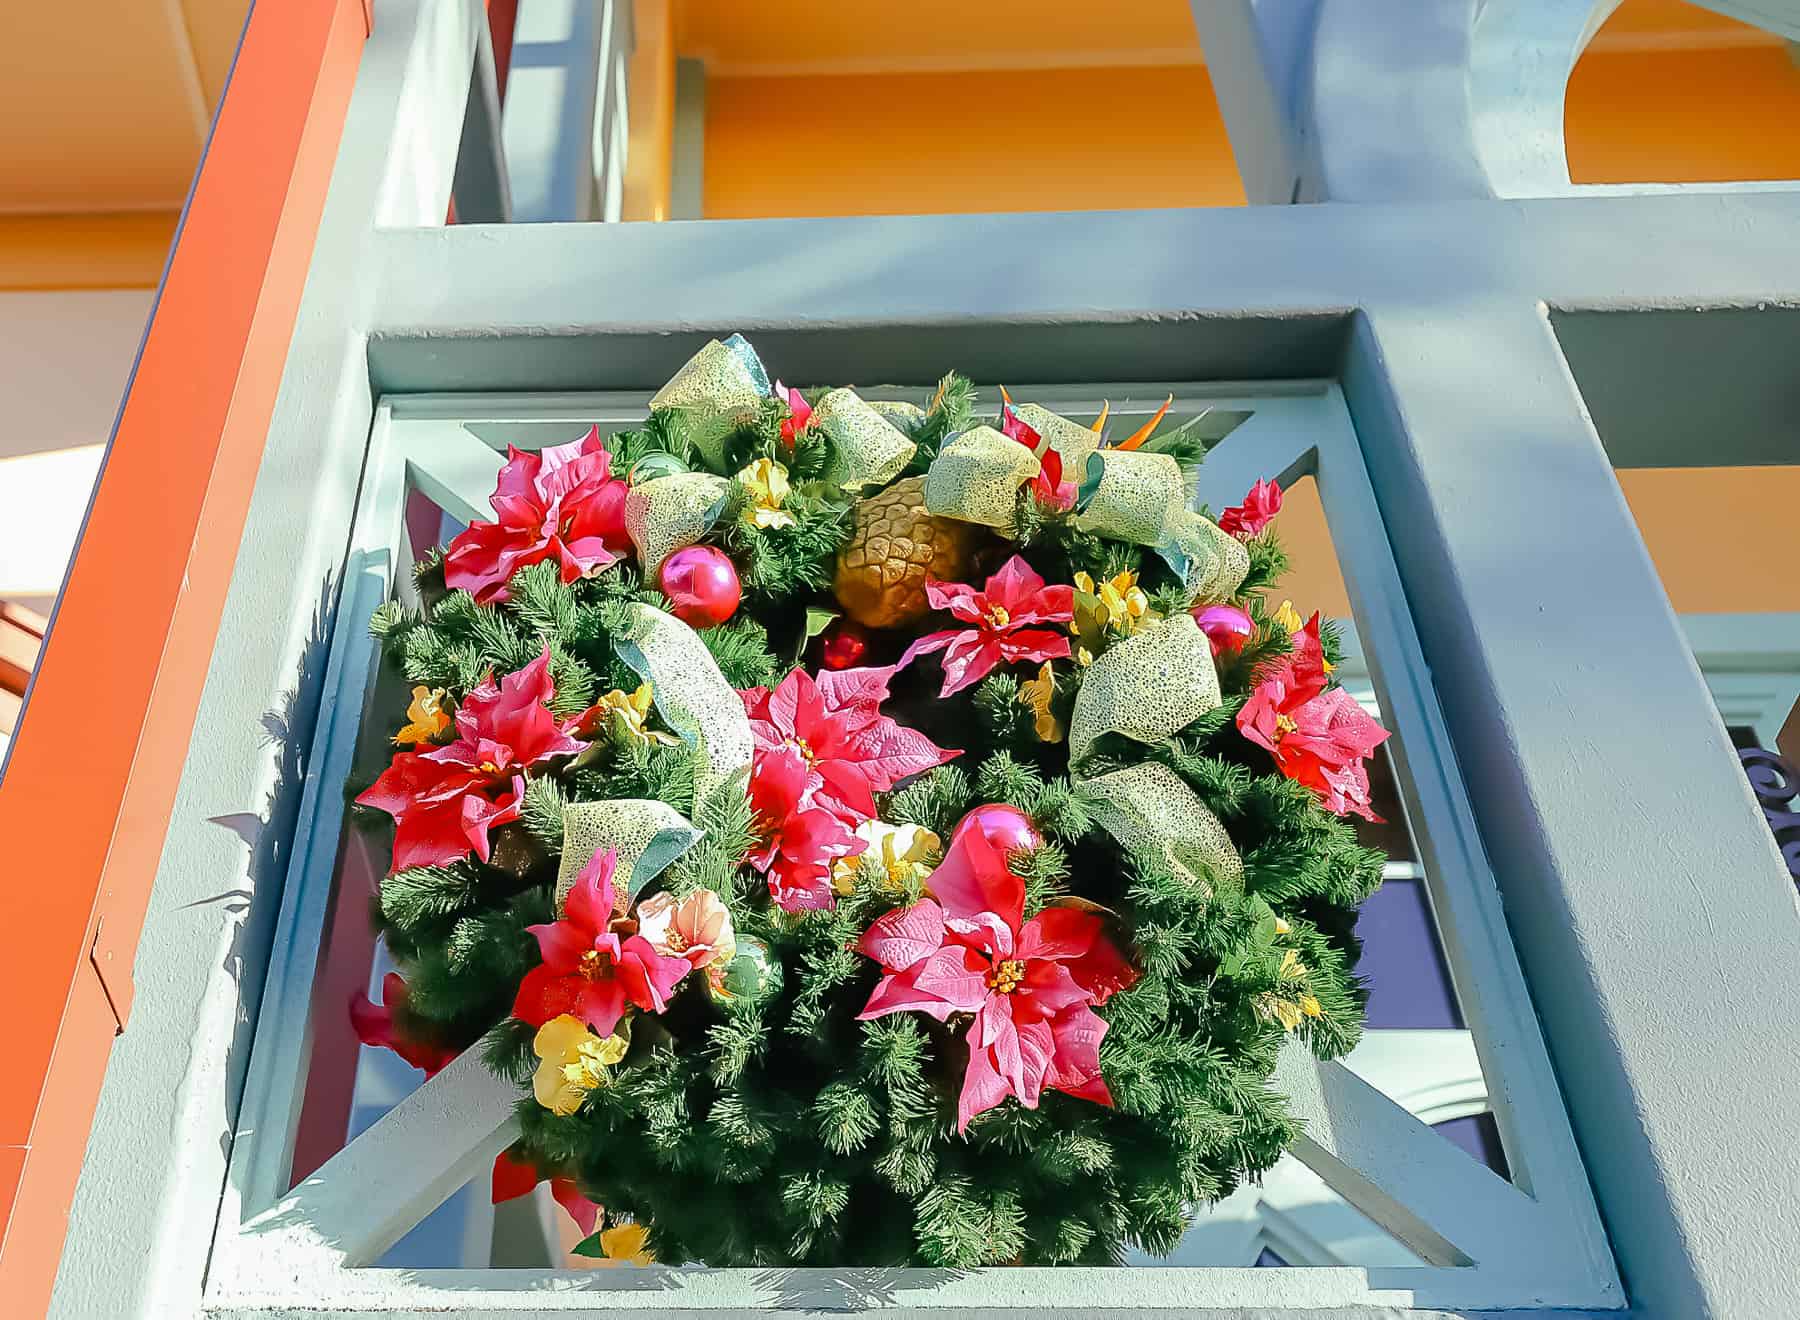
[635,888,736,970]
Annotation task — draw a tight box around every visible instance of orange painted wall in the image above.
[1566,45,1800,184]
[702,65,1245,219]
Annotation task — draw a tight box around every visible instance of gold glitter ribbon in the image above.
[813,388,917,491]
[649,336,771,470]
[921,425,1043,528]
[1068,614,1242,891]
[624,472,731,577]
[1081,762,1243,893]
[612,603,754,806]
[556,798,704,913]
[1073,450,1248,600]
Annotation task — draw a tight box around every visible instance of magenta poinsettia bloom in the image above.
[740,665,959,822]
[425,647,587,776]
[357,649,581,871]
[1237,614,1391,820]
[445,426,630,604]
[746,745,867,912]
[1217,477,1283,538]
[857,827,1137,1130]
[513,849,692,1035]
[897,555,1074,698]
[350,971,459,1077]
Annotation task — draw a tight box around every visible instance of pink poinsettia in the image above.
[1217,477,1282,538]
[898,555,1074,699]
[513,849,693,1034]
[999,391,1076,511]
[857,827,1137,1130]
[739,665,959,823]
[350,971,460,1077]
[1237,613,1391,820]
[445,426,630,604]
[492,1148,600,1237]
[356,649,582,871]
[746,745,867,911]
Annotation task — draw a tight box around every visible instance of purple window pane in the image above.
[1433,1112,1510,1180]
[1353,876,1463,1030]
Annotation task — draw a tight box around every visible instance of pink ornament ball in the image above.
[659,545,741,628]
[951,803,1042,858]
[1193,603,1254,657]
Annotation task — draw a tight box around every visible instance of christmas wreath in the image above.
[348,335,1390,1267]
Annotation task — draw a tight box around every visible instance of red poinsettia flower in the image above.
[775,380,814,447]
[1217,477,1283,538]
[350,971,459,1077]
[999,389,1076,511]
[746,745,867,912]
[357,649,582,871]
[513,848,693,1035]
[492,1148,601,1238]
[1237,613,1391,820]
[355,753,524,873]
[445,426,630,604]
[857,827,1137,1130]
[898,555,1074,699]
[739,665,959,823]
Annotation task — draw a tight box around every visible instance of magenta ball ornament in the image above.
[951,803,1042,858]
[659,545,741,628]
[1193,603,1254,657]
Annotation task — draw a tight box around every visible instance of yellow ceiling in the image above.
[0,0,250,215]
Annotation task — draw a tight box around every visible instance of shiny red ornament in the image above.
[820,621,869,670]
[659,545,741,627]
[951,802,1042,858]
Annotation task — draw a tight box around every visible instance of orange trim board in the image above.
[0,1,367,1313]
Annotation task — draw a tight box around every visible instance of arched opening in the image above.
[1566,0,1800,183]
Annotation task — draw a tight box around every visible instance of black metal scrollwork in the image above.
[1740,746,1800,884]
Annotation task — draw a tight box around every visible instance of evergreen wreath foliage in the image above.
[348,340,1388,1268]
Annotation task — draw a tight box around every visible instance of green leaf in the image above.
[571,1232,606,1258]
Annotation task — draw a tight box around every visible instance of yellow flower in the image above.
[736,457,797,530]
[591,682,678,750]
[1278,948,1307,982]
[532,1015,628,1116]
[1017,661,1063,743]
[1273,599,1303,633]
[1300,994,1324,1019]
[1262,995,1307,1032]
[1072,570,1153,651]
[833,820,941,895]
[1076,646,1094,668]
[596,1222,654,1267]
[1273,916,1291,936]
[393,686,452,746]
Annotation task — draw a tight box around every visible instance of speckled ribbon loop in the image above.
[1068,612,1222,764]
[1012,403,1101,470]
[1163,510,1251,602]
[813,387,918,491]
[921,425,1043,528]
[1073,449,1248,599]
[613,603,754,805]
[624,472,731,577]
[1080,761,1244,893]
[649,335,772,468]
[556,798,704,914]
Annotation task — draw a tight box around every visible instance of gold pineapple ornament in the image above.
[833,476,982,628]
